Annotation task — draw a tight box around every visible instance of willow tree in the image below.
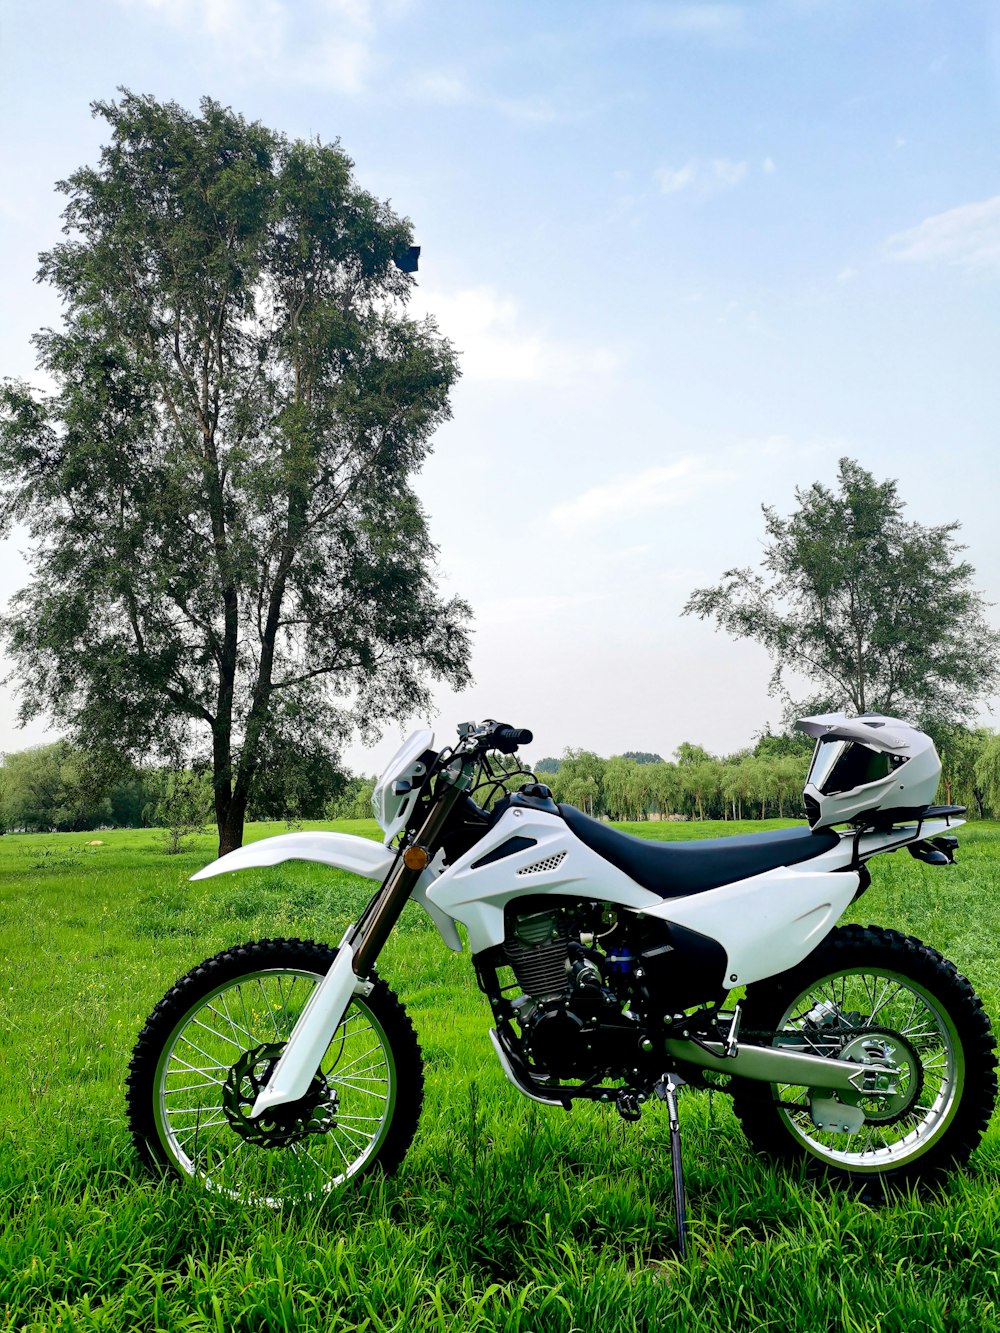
[0,93,470,854]
[685,458,1000,730]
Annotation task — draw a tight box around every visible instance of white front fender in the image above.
[190,831,394,883]
[189,830,462,952]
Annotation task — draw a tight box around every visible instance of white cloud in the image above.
[407,72,471,105]
[654,157,751,196]
[550,457,733,532]
[115,0,377,92]
[886,196,1000,274]
[762,156,776,174]
[412,285,621,385]
[631,4,746,38]
[656,162,699,195]
[727,434,841,463]
[712,158,748,188]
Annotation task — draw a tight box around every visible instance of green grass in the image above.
[1,817,999,1331]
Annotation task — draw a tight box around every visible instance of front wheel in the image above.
[127,938,423,1205]
[732,925,996,1186]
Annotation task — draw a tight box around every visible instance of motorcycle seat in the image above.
[558,805,840,898]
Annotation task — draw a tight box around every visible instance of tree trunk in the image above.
[217,791,247,858]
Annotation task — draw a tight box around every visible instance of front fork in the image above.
[250,779,464,1119]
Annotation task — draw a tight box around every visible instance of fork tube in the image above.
[351,780,466,974]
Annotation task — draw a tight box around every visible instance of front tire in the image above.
[127,938,423,1204]
[732,925,996,1186]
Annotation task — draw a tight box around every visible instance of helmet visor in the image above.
[808,738,904,795]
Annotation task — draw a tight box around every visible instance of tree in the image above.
[0,741,114,832]
[674,742,714,767]
[146,768,213,854]
[534,757,560,774]
[549,749,605,816]
[0,93,470,856]
[602,756,634,821]
[753,729,813,761]
[684,458,1000,730]
[683,760,720,821]
[326,774,377,821]
[973,734,1000,818]
[245,736,348,822]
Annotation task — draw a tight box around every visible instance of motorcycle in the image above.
[128,715,997,1253]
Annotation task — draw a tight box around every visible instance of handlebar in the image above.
[490,725,533,753]
[456,719,533,754]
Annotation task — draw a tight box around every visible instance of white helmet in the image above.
[796,712,941,831]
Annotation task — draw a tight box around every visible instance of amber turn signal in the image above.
[402,845,429,871]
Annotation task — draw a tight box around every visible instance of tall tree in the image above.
[684,458,1000,730]
[0,93,470,854]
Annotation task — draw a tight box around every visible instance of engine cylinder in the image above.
[504,907,569,999]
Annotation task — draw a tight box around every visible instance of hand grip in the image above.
[491,725,533,753]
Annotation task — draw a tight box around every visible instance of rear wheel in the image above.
[127,938,423,1205]
[732,925,996,1185]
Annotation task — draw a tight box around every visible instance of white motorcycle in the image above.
[128,714,996,1252]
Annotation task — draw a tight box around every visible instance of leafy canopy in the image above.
[684,457,1000,729]
[0,92,470,852]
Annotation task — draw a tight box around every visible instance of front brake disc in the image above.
[221,1043,337,1148]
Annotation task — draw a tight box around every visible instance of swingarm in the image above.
[665,1035,900,1099]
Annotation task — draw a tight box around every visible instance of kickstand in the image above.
[654,1074,689,1261]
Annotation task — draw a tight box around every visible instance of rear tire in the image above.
[732,925,996,1186]
[127,938,423,1204]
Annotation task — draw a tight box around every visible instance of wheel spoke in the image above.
[191,1015,245,1049]
[177,1031,232,1069]
[208,998,257,1047]
[325,1039,384,1082]
[257,977,283,1039]
[165,1054,226,1080]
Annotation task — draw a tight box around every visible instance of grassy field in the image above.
[1,817,999,1332]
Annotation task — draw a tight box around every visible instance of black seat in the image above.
[559,805,839,898]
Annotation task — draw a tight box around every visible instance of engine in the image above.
[502,901,643,1079]
[499,897,727,1080]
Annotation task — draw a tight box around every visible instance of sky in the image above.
[1,0,998,774]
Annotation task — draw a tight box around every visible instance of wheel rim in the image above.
[770,966,963,1172]
[152,967,397,1203]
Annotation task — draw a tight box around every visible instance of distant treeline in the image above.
[531,727,1000,822]
[4,726,1000,833]
[0,740,375,834]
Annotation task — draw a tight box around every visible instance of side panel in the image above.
[647,867,860,987]
[189,831,394,882]
[426,809,662,954]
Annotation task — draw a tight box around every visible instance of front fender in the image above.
[190,831,394,882]
[189,831,463,952]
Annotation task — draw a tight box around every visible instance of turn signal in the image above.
[403,845,429,871]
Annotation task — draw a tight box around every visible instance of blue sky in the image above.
[1,0,998,770]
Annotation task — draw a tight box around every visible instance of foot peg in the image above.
[615,1090,642,1122]
[653,1074,689,1261]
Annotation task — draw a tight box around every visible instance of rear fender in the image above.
[189,832,461,952]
